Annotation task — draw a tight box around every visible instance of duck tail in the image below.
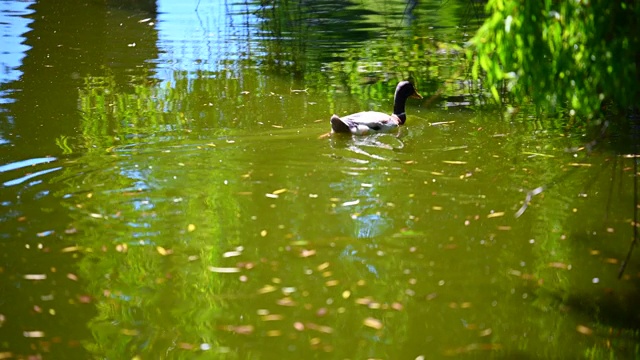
[330,115,351,133]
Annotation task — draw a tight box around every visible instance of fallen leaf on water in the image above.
[261,314,284,321]
[487,212,504,218]
[576,325,593,335]
[431,121,456,126]
[306,323,334,333]
[522,151,554,158]
[479,328,492,337]
[367,302,382,309]
[187,224,196,232]
[300,249,316,258]
[225,325,254,335]
[548,262,570,270]
[61,246,81,253]
[293,322,305,331]
[282,287,296,295]
[260,230,268,237]
[24,274,47,280]
[508,269,522,277]
[605,258,619,264]
[265,193,279,199]
[157,246,172,256]
[568,163,592,167]
[276,297,296,306]
[443,160,467,165]
[325,280,339,287]
[67,273,78,281]
[342,199,360,207]
[363,317,383,330]
[272,188,287,195]
[208,266,241,273]
[355,297,373,306]
[89,213,104,219]
[497,226,512,231]
[223,251,242,258]
[23,331,45,338]
[257,284,277,294]
[266,330,282,336]
[64,227,77,234]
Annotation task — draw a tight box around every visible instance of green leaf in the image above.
[491,86,501,102]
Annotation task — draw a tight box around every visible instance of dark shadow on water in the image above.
[540,229,640,339]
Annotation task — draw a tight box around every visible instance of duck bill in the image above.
[410,91,423,99]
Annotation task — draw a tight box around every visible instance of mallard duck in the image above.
[330,81,422,135]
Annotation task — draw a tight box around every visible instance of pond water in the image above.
[1,0,638,359]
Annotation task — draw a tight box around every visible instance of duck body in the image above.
[331,81,422,135]
[330,111,403,135]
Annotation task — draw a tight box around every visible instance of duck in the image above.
[330,81,422,135]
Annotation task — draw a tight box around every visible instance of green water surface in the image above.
[0,0,638,359]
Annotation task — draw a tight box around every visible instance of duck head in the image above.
[395,81,423,101]
[393,81,422,124]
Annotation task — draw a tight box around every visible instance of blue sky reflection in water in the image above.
[154,0,259,78]
[0,0,638,359]
[0,0,33,109]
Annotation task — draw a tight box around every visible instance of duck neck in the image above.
[393,98,408,124]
